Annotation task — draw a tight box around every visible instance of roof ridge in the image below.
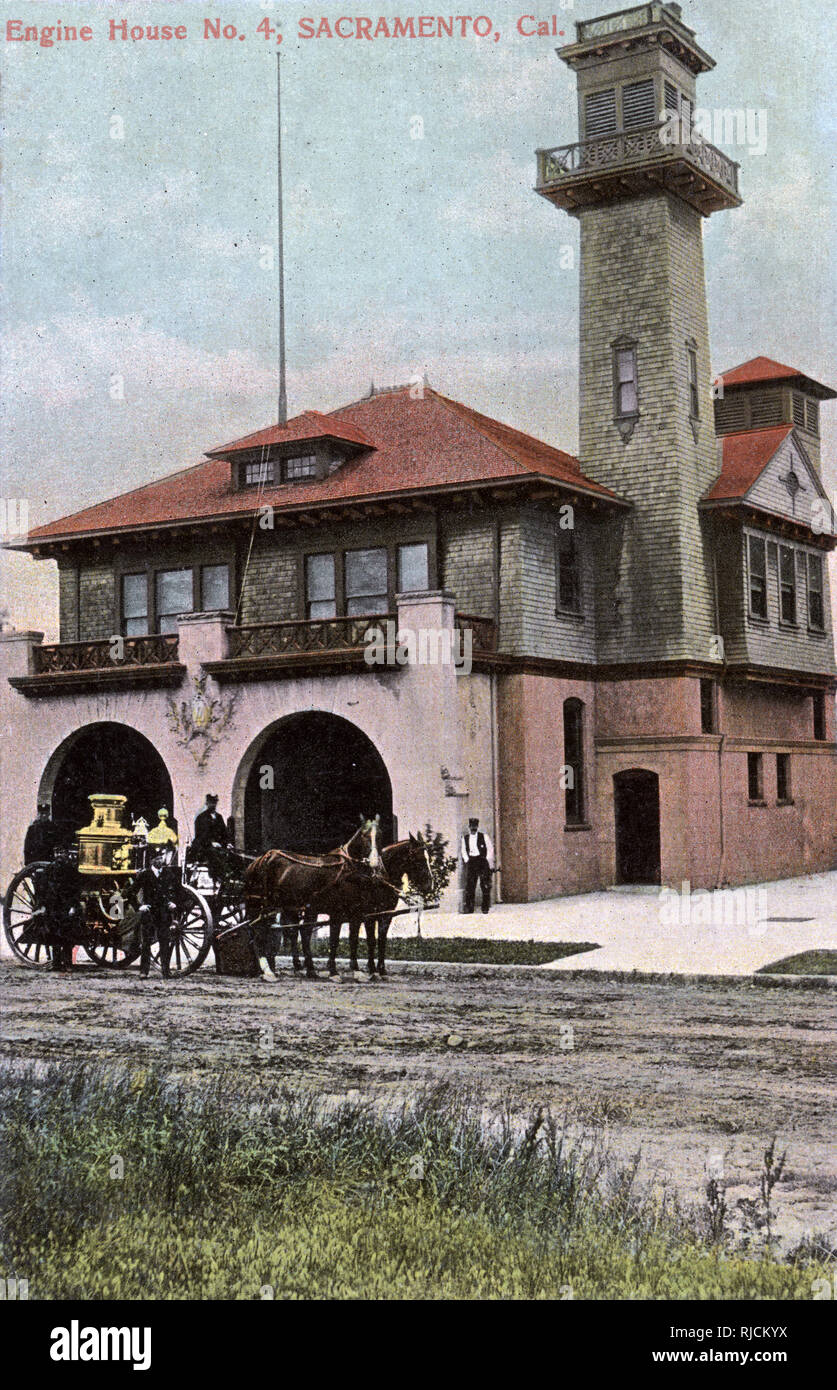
[328,385,413,416]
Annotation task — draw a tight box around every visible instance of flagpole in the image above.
[277,51,287,426]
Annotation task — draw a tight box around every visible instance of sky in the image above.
[1,0,835,635]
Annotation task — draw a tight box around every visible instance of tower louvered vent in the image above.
[585,88,617,137]
[622,79,656,129]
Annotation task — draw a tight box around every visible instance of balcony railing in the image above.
[536,122,740,207]
[203,612,499,681]
[576,3,668,42]
[9,632,184,696]
[227,615,385,660]
[33,633,179,674]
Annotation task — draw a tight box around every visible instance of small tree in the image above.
[418,824,457,907]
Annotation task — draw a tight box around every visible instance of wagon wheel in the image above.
[3,862,54,968]
[152,884,213,977]
[79,886,139,968]
[214,896,247,941]
[83,924,140,968]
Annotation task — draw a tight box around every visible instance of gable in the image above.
[744,431,829,528]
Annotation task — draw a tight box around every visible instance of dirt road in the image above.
[1,959,834,1249]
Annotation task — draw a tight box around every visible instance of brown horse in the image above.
[315,835,434,979]
[243,816,381,979]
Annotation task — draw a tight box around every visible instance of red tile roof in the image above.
[24,387,624,545]
[206,409,375,456]
[718,356,835,397]
[702,425,792,502]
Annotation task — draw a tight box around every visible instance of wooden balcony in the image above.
[536,122,741,217]
[204,613,498,682]
[9,634,186,696]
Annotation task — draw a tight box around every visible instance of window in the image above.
[700,679,716,734]
[687,346,700,418]
[345,548,388,616]
[622,78,656,129]
[776,753,792,804]
[155,568,193,635]
[122,573,148,637]
[244,459,275,486]
[779,545,796,624]
[747,752,764,803]
[397,542,429,593]
[284,454,317,481]
[813,692,826,741]
[585,87,617,137]
[305,553,336,620]
[201,564,230,612]
[747,536,767,619]
[563,699,586,826]
[613,343,638,417]
[556,530,581,613]
[807,553,824,630]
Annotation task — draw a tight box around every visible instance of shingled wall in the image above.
[577,192,718,666]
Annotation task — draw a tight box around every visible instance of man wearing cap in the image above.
[40,844,82,972]
[192,794,228,862]
[460,816,494,915]
[131,842,179,979]
[24,803,59,864]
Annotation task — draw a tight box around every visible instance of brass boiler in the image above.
[76,793,136,876]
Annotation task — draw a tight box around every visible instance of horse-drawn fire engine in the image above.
[2,793,214,975]
[3,797,435,979]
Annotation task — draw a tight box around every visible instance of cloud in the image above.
[2,303,277,412]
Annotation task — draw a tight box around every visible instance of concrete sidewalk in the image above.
[391,871,837,976]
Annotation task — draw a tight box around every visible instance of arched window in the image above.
[563,698,586,826]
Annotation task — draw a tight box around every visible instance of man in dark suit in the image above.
[39,845,82,972]
[192,794,228,861]
[460,816,495,914]
[131,843,180,979]
[24,803,59,864]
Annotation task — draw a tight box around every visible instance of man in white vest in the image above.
[460,816,494,914]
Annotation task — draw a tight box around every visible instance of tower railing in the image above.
[536,122,740,202]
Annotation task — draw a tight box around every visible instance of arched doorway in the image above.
[613,769,661,885]
[242,712,393,855]
[41,723,175,845]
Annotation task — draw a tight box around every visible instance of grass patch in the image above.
[756,950,837,976]
[310,937,599,966]
[0,1064,830,1300]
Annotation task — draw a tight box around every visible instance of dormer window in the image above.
[245,459,274,486]
[284,454,317,481]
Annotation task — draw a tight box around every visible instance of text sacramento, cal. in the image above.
[4,14,571,48]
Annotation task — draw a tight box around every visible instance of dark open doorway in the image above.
[613,769,661,885]
[243,712,393,856]
[44,723,175,847]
